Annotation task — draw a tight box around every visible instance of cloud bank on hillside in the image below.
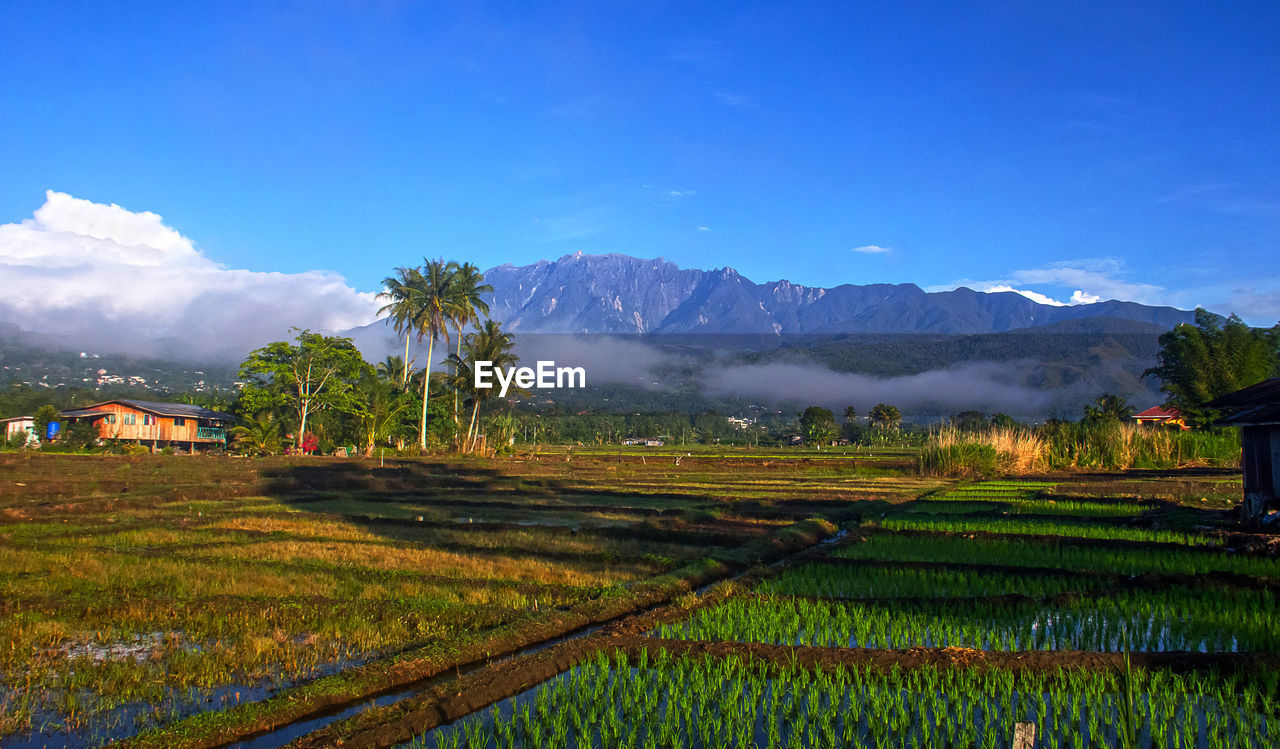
[0,191,380,360]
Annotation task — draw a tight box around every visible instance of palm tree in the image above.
[869,403,901,430]
[413,259,459,450]
[375,355,411,392]
[843,406,858,424]
[448,319,519,452]
[229,415,283,456]
[376,266,424,388]
[447,262,494,428]
[1084,393,1134,425]
[353,371,412,456]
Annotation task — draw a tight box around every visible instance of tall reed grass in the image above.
[921,423,1240,477]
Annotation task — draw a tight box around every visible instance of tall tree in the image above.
[869,403,901,430]
[799,406,837,447]
[238,330,367,448]
[376,265,424,388]
[413,259,459,450]
[351,369,413,456]
[448,262,493,427]
[1144,309,1280,426]
[842,406,858,424]
[375,355,410,392]
[1082,394,1134,425]
[447,319,520,452]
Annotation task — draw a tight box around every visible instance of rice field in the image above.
[420,650,1278,749]
[0,450,926,747]
[400,473,1278,749]
[5,457,1271,748]
[655,588,1278,652]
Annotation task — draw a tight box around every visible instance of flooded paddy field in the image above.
[0,449,927,747]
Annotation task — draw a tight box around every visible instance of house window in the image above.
[174,417,185,426]
[123,414,135,425]
[105,414,116,424]
[143,414,154,426]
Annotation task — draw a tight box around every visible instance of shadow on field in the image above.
[253,457,756,548]
[251,456,861,552]
[258,459,515,495]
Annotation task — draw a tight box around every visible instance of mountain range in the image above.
[477,252,1193,336]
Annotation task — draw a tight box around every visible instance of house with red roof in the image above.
[1132,405,1188,430]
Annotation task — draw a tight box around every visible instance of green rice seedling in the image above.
[833,533,1280,578]
[756,563,1105,600]
[412,650,1276,748]
[657,586,1280,653]
[876,516,1220,546]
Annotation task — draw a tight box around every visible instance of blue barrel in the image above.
[46,421,60,440]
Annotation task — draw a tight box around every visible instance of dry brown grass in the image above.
[182,539,650,586]
[931,426,1049,475]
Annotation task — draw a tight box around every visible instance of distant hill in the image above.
[0,323,239,397]
[476,253,1193,335]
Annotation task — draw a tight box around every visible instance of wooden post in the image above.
[1013,722,1036,749]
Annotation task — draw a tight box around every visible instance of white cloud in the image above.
[851,244,891,254]
[935,258,1164,307]
[1007,259,1164,305]
[696,226,711,232]
[665,189,697,198]
[979,285,1067,307]
[0,191,380,360]
[1208,286,1280,325]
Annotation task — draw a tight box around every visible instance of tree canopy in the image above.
[238,330,367,448]
[1144,309,1280,427]
[799,406,837,447]
[869,403,902,430]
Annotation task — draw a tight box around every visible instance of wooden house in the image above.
[1132,405,1188,430]
[1206,379,1280,522]
[59,399,236,453]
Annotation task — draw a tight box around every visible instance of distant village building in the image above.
[621,437,665,447]
[1206,379,1280,522]
[2,416,37,444]
[59,399,236,453]
[1132,405,1188,430]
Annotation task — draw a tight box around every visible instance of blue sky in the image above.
[2,1,1278,324]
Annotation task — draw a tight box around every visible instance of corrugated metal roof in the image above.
[1216,403,1280,427]
[1205,378,1280,409]
[70,400,237,421]
[1208,378,1280,426]
[1133,406,1180,419]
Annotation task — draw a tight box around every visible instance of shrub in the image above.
[923,423,1240,476]
[921,426,1046,477]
